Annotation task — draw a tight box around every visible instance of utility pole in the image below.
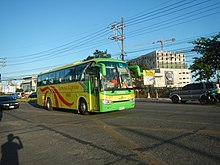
[109,17,125,60]
[0,58,6,68]
[121,17,125,61]
[0,58,6,83]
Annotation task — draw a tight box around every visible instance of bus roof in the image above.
[39,58,126,75]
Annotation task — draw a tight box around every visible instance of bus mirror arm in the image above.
[129,65,141,76]
[92,63,106,76]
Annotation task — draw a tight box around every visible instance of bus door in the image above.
[90,75,99,111]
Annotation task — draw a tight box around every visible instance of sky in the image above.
[0,0,220,83]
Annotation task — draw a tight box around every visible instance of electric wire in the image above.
[126,3,220,38]
[7,30,112,65]
[125,0,192,24]
[2,0,219,80]
[7,28,110,61]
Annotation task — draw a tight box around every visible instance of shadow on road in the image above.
[27,101,80,114]
[136,98,220,106]
[0,110,2,122]
[27,101,44,109]
[0,134,23,165]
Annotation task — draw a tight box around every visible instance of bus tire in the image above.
[46,98,53,111]
[79,98,88,115]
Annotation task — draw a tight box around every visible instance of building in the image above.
[0,80,20,94]
[2,85,16,94]
[129,50,191,87]
[21,75,37,92]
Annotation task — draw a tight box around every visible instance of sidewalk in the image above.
[135,97,170,102]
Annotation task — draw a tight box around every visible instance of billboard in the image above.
[165,71,174,85]
[143,70,155,85]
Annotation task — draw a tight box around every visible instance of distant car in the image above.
[16,92,23,98]
[10,93,21,99]
[28,92,37,98]
[169,82,215,104]
[0,96,20,110]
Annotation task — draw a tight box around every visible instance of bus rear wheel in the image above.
[46,98,53,111]
[79,99,88,115]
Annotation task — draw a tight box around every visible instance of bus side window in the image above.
[54,71,59,84]
[42,74,49,85]
[82,64,88,81]
[37,75,42,86]
[75,67,79,81]
[75,66,82,81]
[49,72,55,84]
[64,68,71,82]
[70,67,75,82]
[59,70,65,83]
[76,64,87,81]
[65,67,75,82]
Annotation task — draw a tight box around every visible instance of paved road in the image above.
[0,101,220,165]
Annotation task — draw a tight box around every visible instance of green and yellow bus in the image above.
[37,58,140,114]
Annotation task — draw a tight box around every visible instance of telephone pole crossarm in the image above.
[0,58,6,67]
[109,17,125,60]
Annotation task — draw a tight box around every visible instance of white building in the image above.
[129,50,191,87]
[2,85,16,94]
[0,80,20,94]
[21,75,37,92]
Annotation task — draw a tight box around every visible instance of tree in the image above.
[189,32,220,82]
[83,50,111,61]
[16,88,24,92]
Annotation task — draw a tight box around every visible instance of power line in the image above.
[2,0,219,78]
[126,3,220,38]
[7,30,112,66]
[7,28,109,59]
[7,28,111,64]
[125,0,190,24]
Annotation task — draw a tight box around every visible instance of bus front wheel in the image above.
[46,98,53,111]
[79,99,88,115]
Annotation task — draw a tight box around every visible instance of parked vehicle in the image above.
[28,92,37,98]
[16,92,23,98]
[10,93,21,99]
[169,82,215,104]
[0,96,20,110]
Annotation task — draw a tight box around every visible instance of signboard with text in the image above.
[143,70,155,85]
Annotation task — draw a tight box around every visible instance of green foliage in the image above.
[16,88,24,92]
[190,32,220,81]
[83,50,111,61]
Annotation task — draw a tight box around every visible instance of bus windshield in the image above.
[99,62,133,91]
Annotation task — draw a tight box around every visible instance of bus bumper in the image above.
[99,100,135,112]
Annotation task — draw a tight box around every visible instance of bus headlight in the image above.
[102,100,112,104]
[129,98,135,102]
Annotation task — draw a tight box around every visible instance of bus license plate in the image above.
[119,106,125,110]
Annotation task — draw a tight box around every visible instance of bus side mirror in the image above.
[129,65,141,76]
[92,63,106,76]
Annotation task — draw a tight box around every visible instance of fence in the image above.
[134,86,181,98]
